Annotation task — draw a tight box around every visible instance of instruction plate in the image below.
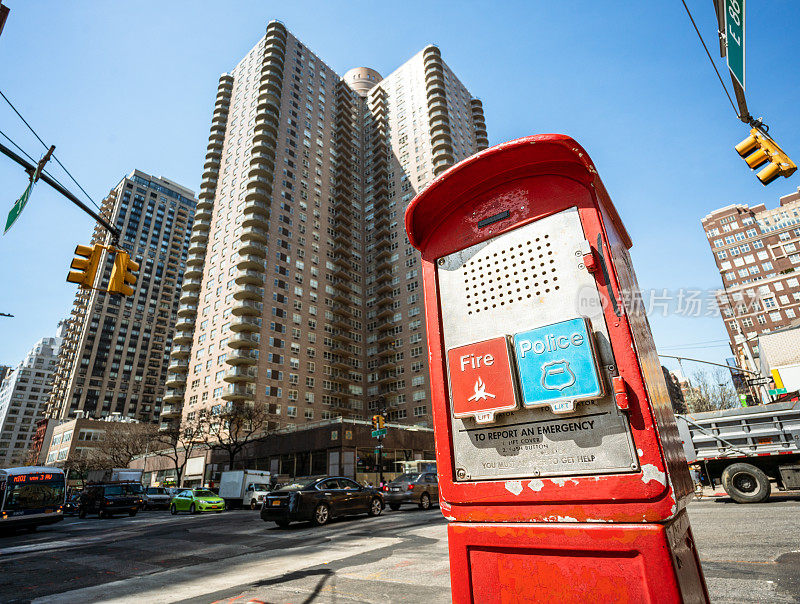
[436,208,638,480]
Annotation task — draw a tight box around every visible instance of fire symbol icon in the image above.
[467,376,496,402]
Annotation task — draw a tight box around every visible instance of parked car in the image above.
[261,476,384,528]
[63,492,82,516]
[384,472,439,511]
[79,483,143,518]
[169,489,226,514]
[142,487,172,510]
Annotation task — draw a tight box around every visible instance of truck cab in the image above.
[245,482,272,509]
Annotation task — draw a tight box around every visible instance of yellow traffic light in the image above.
[108,250,139,296]
[372,415,380,430]
[735,128,797,185]
[377,415,385,430]
[66,244,102,288]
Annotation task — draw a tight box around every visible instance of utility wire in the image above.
[0,88,102,212]
[0,127,75,196]
[679,0,740,118]
[0,127,37,165]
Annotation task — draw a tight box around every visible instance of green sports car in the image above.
[169,489,226,514]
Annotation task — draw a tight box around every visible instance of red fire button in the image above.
[447,336,518,424]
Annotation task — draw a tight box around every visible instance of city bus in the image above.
[0,467,65,531]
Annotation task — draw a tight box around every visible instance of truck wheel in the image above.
[722,463,771,503]
[250,500,257,510]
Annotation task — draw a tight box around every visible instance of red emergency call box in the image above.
[405,135,708,603]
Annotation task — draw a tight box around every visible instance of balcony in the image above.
[160,404,182,419]
[375,304,394,319]
[242,198,270,217]
[222,384,255,402]
[170,345,192,359]
[235,269,265,286]
[168,357,190,370]
[177,304,198,318]
[183,263,204,279]
[189,230,209,246]
[187,241,206,256]
[180,289,199,305]
[223,366,258,383]
[231,300,263,316]
[165,373,186,388]
[236,254,266,271]
[233,284,264,301]
[174,317,195,332]
[238,240,267,258]
[227,349,259,366]
[230,316,261,332]
[240,226,268,244]
[163,389,185,404]
[172,330,194,345]
[228,331,261,349]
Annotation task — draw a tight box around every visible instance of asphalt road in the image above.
[0,496,797,603]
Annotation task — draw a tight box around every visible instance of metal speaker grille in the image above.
[465,234,559,314]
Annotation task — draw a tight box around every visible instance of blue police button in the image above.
[513,318,604,413]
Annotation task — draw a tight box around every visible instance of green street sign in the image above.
[371,428,387,438]
[724,0,745,89]
[768,388,787,396]
[4,181,33,234]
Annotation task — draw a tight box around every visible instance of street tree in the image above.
[66,451,106,488]
[92,421,159,468]
[154,419,202,486]
[197,402,269,471]
[684,369,740,413]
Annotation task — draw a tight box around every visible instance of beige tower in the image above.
[47,171,196,423]
[166,21,488,434]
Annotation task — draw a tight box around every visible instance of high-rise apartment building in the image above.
[702,187,800,366]
[47,170,196,423]
[0,326,63,466]
[163,21,487,433]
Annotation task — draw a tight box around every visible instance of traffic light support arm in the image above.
[0,140,121,245]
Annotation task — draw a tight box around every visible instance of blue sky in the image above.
[0,1,798,381]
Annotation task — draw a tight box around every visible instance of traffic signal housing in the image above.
[735,128,797,185]
[108,250,139,296]
[66,244,102,288]
[372,414,380,430]
[377,415,385,430]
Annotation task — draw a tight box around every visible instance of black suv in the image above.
[79,483,143,518]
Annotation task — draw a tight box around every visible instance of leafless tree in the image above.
[154,418,202,486]
[66,451,105,488]
[91,422,159,468]
[684,369,740,413]
[197,402,269,471]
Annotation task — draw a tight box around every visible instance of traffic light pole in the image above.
[378,437,384,487]
[0,140,121,245]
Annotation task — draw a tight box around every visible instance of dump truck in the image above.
[676,402,800,503]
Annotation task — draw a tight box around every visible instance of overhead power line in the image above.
[0,88,102,212]
[0,127,77,201]
[679,0,740,118]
